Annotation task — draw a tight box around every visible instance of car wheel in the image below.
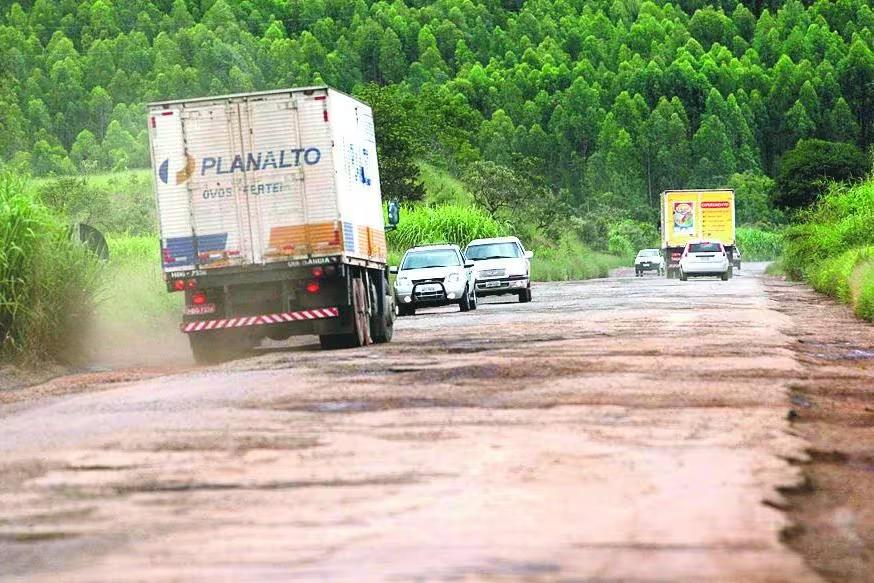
[470,289,478,310]
[721,271,729,281]
[679,269,688,282]
[398,304,415,317]
[519,287,532,303]
[459,285,472,312]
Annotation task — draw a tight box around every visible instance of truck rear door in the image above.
[182,101,256,268]
[240,92,337,264]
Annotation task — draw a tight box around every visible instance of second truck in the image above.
[148,86,397,363]
[660,189,737,279]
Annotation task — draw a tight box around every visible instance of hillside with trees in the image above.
[0,0,871,228]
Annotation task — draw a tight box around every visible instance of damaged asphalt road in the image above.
[0,264,850,581]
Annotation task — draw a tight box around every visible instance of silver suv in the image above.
[391,245,476,316]
[465,236,533,302]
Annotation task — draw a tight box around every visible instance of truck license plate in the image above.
[419,284,441,293]
[485,281,502,288]
[184,303,216,315]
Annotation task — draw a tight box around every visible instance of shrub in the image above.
[606,219,659,260]
[0,172,101,361]
[774,139,869,209]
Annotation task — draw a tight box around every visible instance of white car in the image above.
[634,248,664,277]
[679,241,731,281]
[464,236,534,302]
[391,244,476,316]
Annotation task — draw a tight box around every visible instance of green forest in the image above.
[1,0,872,216]
[1,0,874,361]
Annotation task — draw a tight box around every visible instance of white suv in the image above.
[392,245,476,316]
[464,236,534,302]
[679,241,731,281]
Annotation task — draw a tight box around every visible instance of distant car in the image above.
[732,247,742,270]
[634,248,664,277]
[464,236,534,303]
[392,244,476,316]
[679,241,731,281]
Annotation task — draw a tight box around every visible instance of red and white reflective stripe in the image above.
[182,307,340,333]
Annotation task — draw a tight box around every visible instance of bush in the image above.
[736,227,782,260]
[35,170,156,235]
[0,172,101,361]
[606,219,659,261]
[774,139,869,209]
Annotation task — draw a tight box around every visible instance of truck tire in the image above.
[189,330,252,364]
[319,276,371,349]
[371,294,394,343]
[721,271,729,281]
[398,304,415,317]
[679,270,688,282]
[459,285,472,312]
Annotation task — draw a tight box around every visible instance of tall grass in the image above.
[782,178,874,321]
[532,235,625,281]
[388,204,508,250]
[0,172,101,361]
[736,227,783,260]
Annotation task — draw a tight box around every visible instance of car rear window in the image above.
[689,243,721,253]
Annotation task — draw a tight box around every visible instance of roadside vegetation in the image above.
[782,178,874,321]
[736,227,783,261]
[0,172,101,361]
[2,0,870,360]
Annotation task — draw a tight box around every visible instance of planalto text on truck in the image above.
[148,86,398,363]
[659,189,737,279]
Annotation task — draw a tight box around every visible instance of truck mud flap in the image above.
[182,307,339,333]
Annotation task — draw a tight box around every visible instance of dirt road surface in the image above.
[2,264,868,582]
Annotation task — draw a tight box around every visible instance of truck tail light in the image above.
[306,281,320,294]
[192,291,207,305]
[173,279,186,291]
[311,266,325,278]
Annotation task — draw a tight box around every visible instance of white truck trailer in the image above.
[148,87,397,362]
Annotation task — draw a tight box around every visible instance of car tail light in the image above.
[311,266,325,278]
[186,279,198,289]
[192,291,207,305]
[306,281,320,294]
[173,279,186,291]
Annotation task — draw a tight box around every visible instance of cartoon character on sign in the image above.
[673,202,694,235]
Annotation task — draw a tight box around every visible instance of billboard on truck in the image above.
[662,190,735,247]
[148,87,387,274]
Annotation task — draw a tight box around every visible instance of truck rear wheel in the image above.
[189,330,253,364]
[320,276,371,349]
[371,293,394,343]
